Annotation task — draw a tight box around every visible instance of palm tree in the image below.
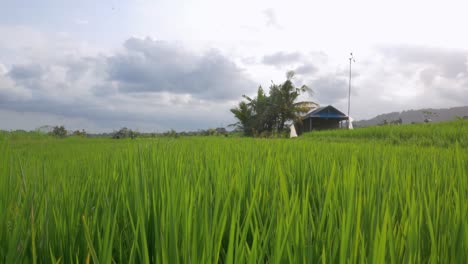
[269,71,318,131]
[230,71,318,136]
[242,87,277,133]
[229,101,253,135]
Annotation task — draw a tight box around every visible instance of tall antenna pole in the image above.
[347,52,355,129]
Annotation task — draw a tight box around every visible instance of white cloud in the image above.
[263,8,282,29]
[0,71,32,102]
[74,19,89,25]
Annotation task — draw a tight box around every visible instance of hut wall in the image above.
[311,118,341,130]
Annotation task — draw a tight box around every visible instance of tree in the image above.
[230,101,254,135]
[112,127,138,139]
[269,71,317,131]
[50,126,67,138]
[230,71,318,136]
[72,129,87,137]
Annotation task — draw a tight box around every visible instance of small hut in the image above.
[298,105,348,133]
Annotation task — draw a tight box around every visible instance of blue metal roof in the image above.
[304,105,348,119]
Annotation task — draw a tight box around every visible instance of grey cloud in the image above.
[64,56,105,81]
[0,70,32,102]
[9,64,44,80]
[336,45,468,120]
[294,63,318,75]
[0,36,252,131]
[379,45,468,79]
[309,76,348,105]
[429,76,468,105]
[262,51,302,66]
[107,37,255,100]
[437,85,468,104]
[419,67,438,86]
[92,83,116,97]
[377,45,468,105]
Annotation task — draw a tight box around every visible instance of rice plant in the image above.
[0,120,467,263]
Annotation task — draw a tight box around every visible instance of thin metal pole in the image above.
[348,58,351,118]
[347,53,354,129]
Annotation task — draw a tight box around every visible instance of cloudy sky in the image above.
[1,0,467,132]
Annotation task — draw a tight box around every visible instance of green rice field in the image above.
[1,120,468,263]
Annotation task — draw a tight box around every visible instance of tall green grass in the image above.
[303,120,468,147]
[1,121,467,263]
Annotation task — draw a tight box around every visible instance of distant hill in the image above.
[354,106,468,127]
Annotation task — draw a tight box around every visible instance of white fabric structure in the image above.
[348,117,354,130]
[290,124,298,138]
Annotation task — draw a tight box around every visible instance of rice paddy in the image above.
[1,120,467,263]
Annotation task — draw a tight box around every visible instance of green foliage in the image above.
[72,129,87,137]
[0,121,467,262]
[112,127,138,139]
[231,71,317,136]
[49,126,67,138]
[163,129,179,138]
[230,101,254,135]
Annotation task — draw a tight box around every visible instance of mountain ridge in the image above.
[353,106,468,127]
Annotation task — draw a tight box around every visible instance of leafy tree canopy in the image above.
[230,71,318,136]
